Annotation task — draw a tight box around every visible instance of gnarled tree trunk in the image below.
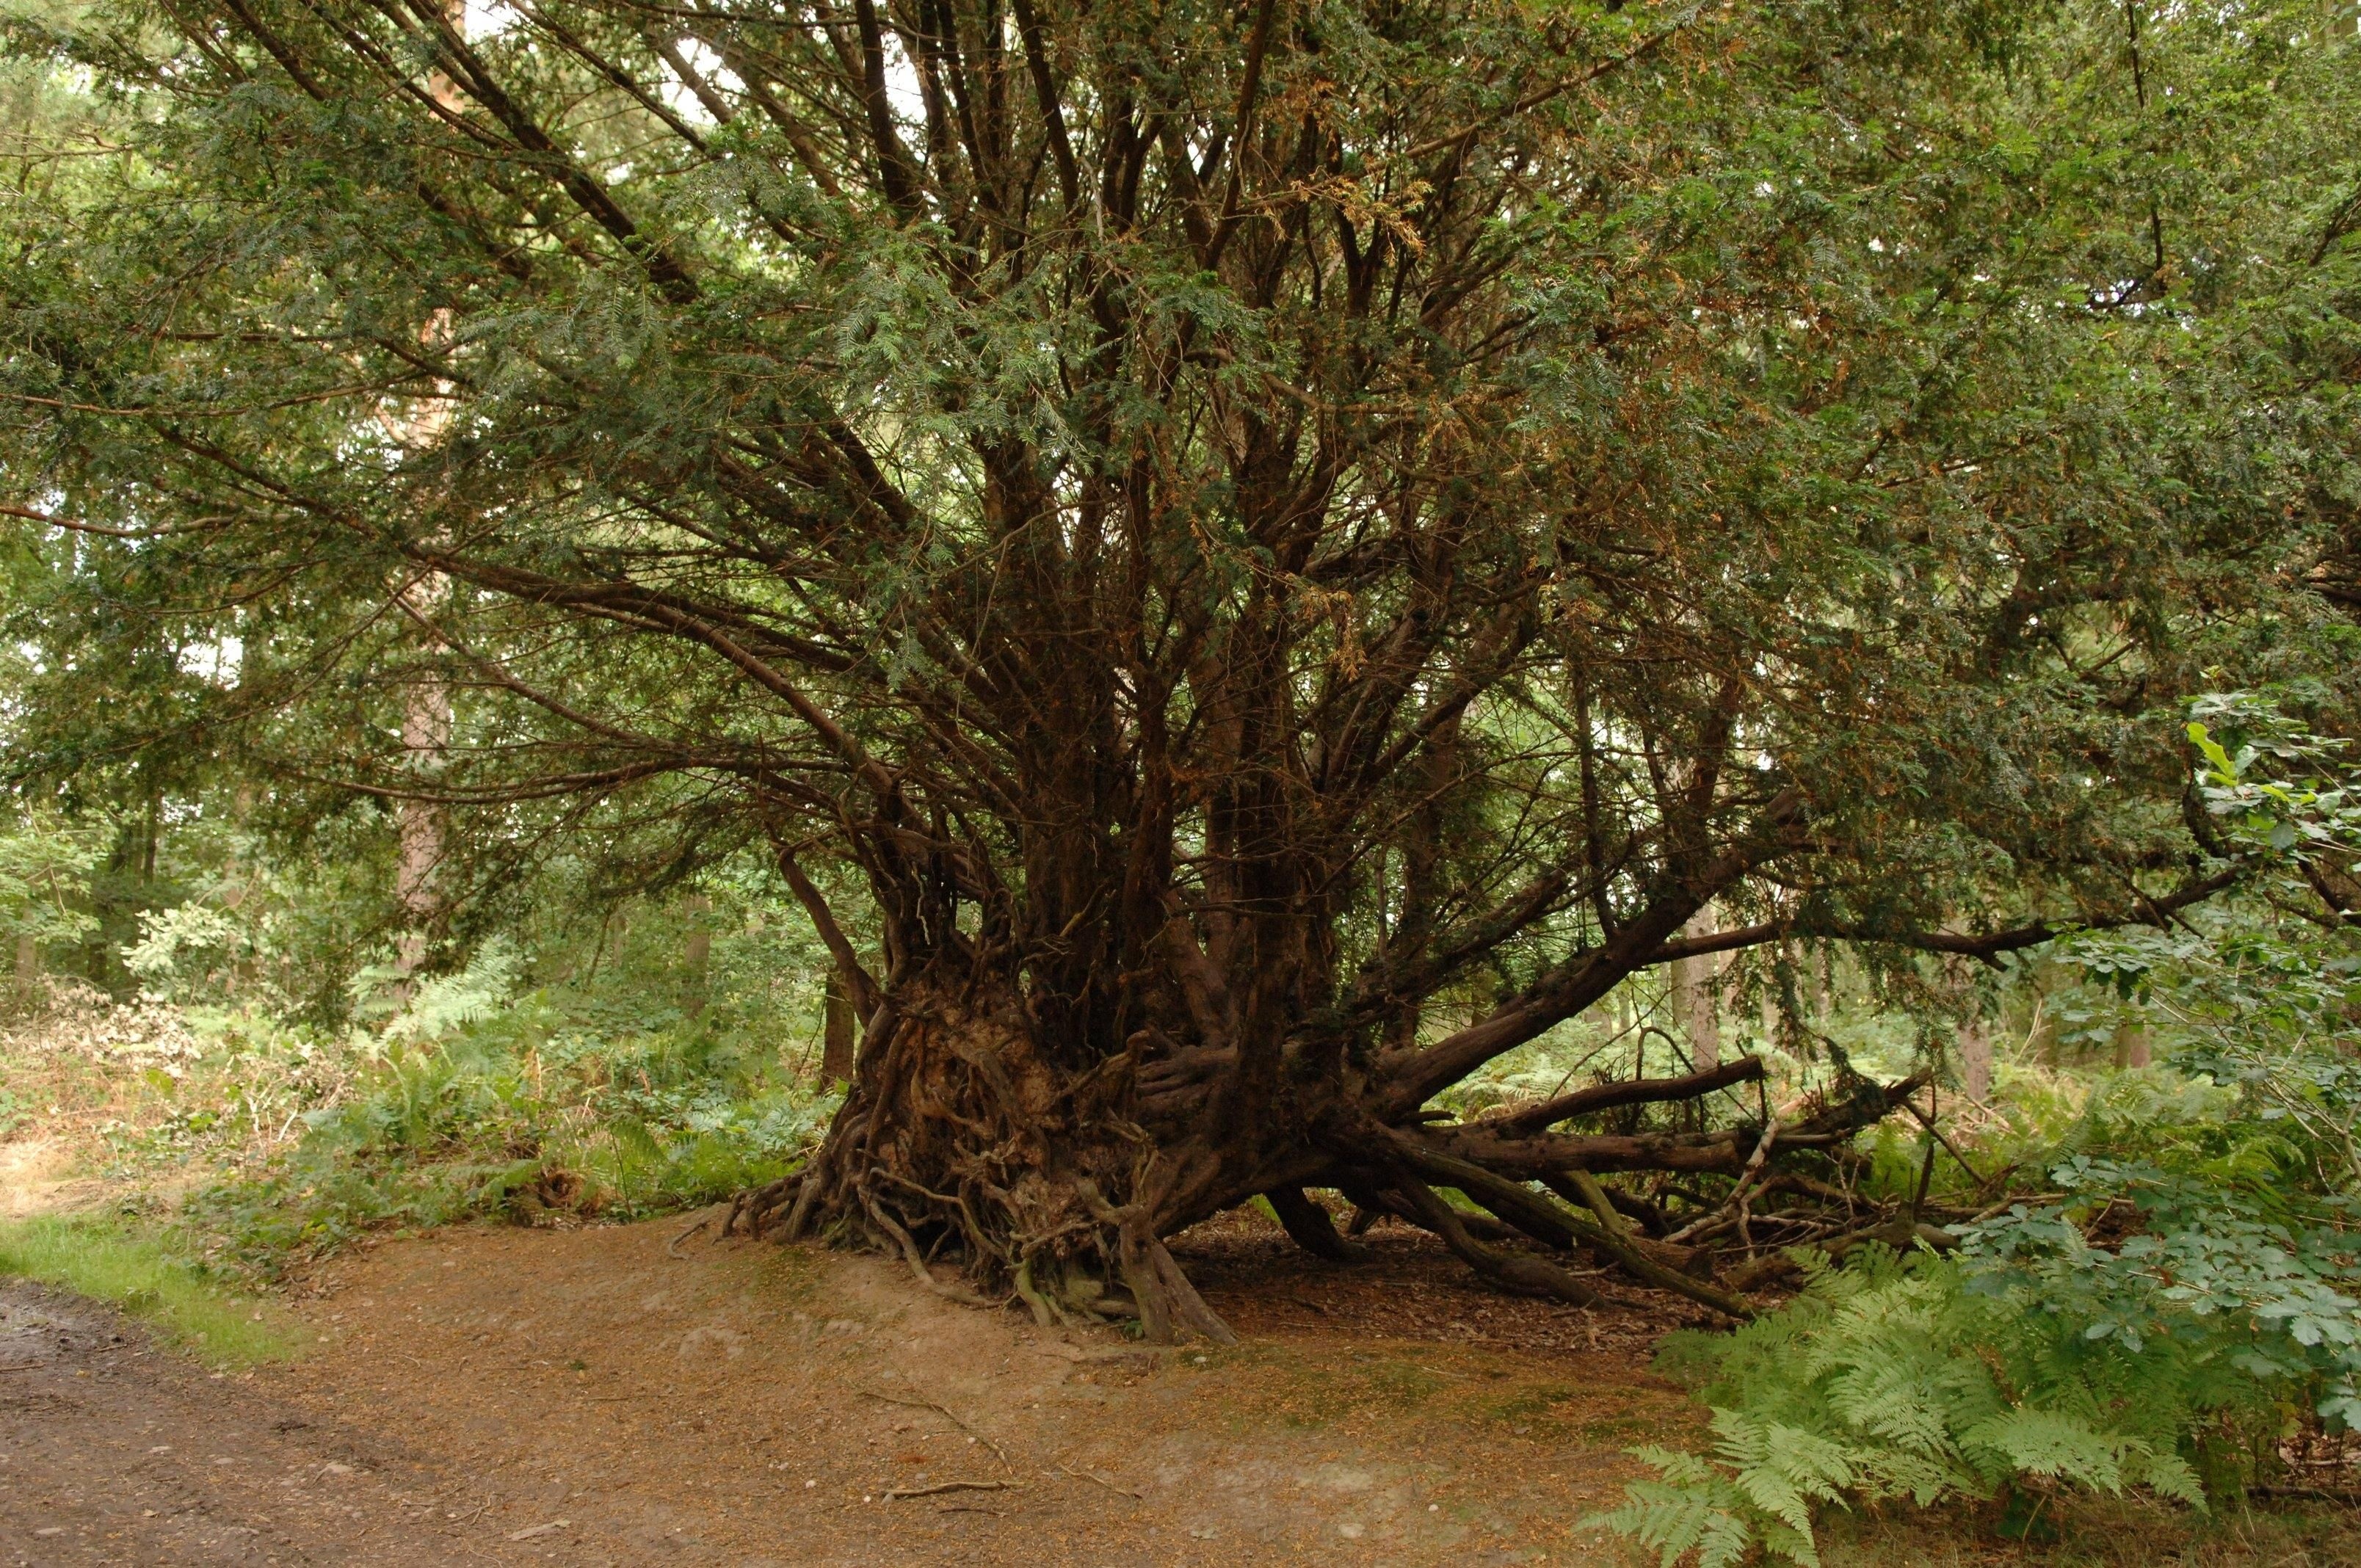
[729,873,1921,1340]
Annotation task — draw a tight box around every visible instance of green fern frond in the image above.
[1592,1240,2267,1567]
[1625,1444,1720,1485]
[2128,1445,2208,1509]
[1701,1509,1777,1568]
[1959,1408,2125,1492]
[1585,1479,1743,1568]
[1713,1410,1860,1534]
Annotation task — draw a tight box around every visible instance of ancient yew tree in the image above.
[5,0,2351,1332]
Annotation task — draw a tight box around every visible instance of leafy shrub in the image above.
[0,815,105,993]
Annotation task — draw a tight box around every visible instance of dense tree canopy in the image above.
[4,0,2357,1327]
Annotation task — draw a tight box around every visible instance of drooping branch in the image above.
[1642,866,2242,969]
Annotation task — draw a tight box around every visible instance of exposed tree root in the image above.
[719,1173,802,1241]
[734,968,1929,1341]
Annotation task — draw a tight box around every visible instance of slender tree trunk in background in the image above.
[1671,910,1721,1072]
[1960,1015,1992,1102]
[821,973,855,1083]
[140,788,159,883]
[394,677,449,984]
[2114,1022,2152,1069]
[387,13,462,995]
[1943,954,1992,1102]
[14,932,35,989]
[215,781,254,1000]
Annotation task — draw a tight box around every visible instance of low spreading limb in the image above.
[1387,1168,1609,1306]
[1262,1186,1372,1263]
[1559,1169,1758,1320]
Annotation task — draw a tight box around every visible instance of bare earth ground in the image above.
[4,1211,2360,1567]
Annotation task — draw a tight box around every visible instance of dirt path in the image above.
[4,1216,1697,1566]
[1,1280,507,1567]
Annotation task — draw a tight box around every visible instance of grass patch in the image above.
[0,1215,305,1369]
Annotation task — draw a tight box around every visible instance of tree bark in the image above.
[1670,910,1721,1072]
[1960,1015,1992,1102]
[393,675,449,984]
[821,970,855,1083]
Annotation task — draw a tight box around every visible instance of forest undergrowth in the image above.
[1,974,837,1277]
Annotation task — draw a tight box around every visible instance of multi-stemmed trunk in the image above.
[728,840,1919,1338]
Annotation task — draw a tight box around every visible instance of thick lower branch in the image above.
[1376,1130,1747,1318]
[1387,1170,1606,1307]
[1481,1056,1767,1137]
[1263,1186,1370,1263]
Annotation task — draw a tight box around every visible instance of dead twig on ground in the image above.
[857,1386,1011,1466]
[884,1478,1021,1500]
[1058,1461,1143,1498]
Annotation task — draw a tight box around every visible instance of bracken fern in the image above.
[1589,1246,2227,1566]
